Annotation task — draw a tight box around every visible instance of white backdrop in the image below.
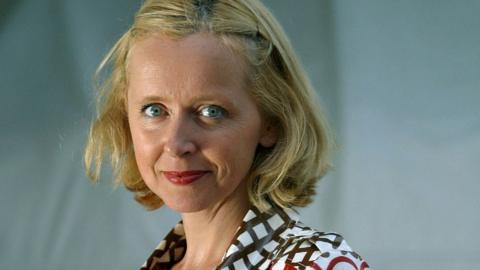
[1,0,479,269]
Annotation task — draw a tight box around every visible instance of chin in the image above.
[163,197,213,213]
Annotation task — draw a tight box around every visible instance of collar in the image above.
[141,204,300,270]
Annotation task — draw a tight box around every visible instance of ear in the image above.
[259,121,278,148]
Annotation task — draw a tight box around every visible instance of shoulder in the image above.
[270,221,370,270]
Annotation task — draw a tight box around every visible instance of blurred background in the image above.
[1,0,479,269]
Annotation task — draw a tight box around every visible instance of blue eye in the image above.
[199,105,226,119]
[142,104,165,117]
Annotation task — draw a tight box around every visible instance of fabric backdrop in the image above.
[1,0,479,269]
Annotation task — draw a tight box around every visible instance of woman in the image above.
[85,0,369,269]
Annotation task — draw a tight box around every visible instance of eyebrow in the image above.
[138,95,165,104]
[137,93,238,109]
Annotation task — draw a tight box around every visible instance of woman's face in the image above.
[127,33,275,213]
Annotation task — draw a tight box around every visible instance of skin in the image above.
[127,32,276,269]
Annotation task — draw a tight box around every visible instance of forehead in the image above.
[126,32,250,99]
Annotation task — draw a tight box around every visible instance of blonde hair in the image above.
[85,0,333,211]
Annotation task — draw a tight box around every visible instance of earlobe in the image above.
[259,123,278,148]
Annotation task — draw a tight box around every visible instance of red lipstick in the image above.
[163,170,208,185]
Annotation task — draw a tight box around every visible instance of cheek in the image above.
[129,124,160,175]
[214,124,261,180]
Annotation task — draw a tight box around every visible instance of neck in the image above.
[175,183,250,269]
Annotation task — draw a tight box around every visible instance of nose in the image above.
[163,115,198,157]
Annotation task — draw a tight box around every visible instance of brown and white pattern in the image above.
[140,205,369,270]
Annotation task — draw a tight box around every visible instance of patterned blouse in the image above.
[140,204,370,270]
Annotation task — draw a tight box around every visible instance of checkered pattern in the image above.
[140,205,369,269]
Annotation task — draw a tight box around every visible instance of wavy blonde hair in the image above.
[85,0,333,211]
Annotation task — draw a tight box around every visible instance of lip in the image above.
[163,170,209,185]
